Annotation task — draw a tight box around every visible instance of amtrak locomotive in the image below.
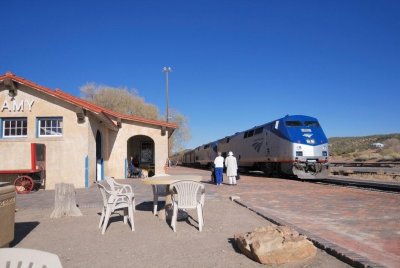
[181,115,329,179]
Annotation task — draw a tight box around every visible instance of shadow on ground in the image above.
[11,221,40,247]
[135,201,160,212]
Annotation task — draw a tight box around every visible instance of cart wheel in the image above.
[14,175,34,194]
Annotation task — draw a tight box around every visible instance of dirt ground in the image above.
[12,177,351,268]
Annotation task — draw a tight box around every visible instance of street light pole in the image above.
[162,66,172,122]
[162,66,172,162]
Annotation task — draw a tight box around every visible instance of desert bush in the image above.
[354,155,368,161]
[385,138,400,153]
[329,134,400,160]
[384,152,400,161]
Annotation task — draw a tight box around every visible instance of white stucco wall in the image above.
[1,82,171,190]
[105,121,169,178]
[0,85,89,189]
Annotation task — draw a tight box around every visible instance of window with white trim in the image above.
[38,117,63,137]
[2,118,28,137]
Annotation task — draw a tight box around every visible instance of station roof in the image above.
[0,72,177,135]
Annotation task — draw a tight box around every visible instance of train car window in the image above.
[285,121,303,126]
[255,127,263,135]
[247,130,254,137]
[268,123,273,130]
[227,138,230,143]
[275,121,279,129]
[304,121,320,127]
[204,144,209,149]
[244,132,248,138]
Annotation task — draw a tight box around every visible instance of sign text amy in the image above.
[1,99,35,112]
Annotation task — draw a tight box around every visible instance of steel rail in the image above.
[313,177,400,193]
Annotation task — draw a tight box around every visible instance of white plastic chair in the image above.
[152,185,168,215]
[0,248,63,268]
[150,174,169,215]
[105,177,135,211]
[97,182,135,234]
[105,176,133,193]
[169,180,205,232]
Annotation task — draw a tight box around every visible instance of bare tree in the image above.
[167,109,191,155]
[80,83,191,153]
[80,83,159,120]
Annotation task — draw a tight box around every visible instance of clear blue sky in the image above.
[1,0,399,149]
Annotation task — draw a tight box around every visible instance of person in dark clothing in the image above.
[129,156,142,178]
[210,162,216,183]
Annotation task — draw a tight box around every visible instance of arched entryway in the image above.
[127,135,155,176]
[96,130,103,181]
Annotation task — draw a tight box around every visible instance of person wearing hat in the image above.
[225,151,238,185]
[213,152,224,185]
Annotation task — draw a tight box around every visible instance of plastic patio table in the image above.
[141,175,202,220]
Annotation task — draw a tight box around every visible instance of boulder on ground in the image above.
[234,225,316,265]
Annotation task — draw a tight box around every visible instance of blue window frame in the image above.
[1,117,27,138]
[37,117,63,137]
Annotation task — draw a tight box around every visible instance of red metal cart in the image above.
[0,143,46,194]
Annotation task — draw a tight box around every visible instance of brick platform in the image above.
[169,166,400,268]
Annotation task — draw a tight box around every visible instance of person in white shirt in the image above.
[213,152,224,185]
[225,151,238,185]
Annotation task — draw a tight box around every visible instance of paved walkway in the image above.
[13,166,399,267]
[171,166,400,268]
[13,167,352,268]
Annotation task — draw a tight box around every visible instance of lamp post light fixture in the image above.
[162,66,172,122]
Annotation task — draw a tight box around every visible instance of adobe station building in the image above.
[0,72,177,190]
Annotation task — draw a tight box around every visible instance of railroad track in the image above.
[312,177,400,193]
[330,166,400,178]
[330,161,400,168]
[243,169,400,193]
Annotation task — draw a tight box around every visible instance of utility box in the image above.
[0,182,16,247]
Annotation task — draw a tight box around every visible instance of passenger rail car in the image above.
[182,115,329,179]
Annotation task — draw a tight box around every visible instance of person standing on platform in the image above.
[214,152,224,185]
[225,151,238,186]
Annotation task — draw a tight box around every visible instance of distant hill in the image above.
[329,134,400,162]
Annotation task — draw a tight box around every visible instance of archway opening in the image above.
[96,130,103,181]
[127,135,155,176]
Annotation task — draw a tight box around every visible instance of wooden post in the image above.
[50,183,82,218]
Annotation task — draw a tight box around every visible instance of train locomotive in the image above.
[182,115,329,179]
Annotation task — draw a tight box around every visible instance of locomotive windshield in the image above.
[304,121,320,127]
[285,120,320,127]
[285,121,303,127]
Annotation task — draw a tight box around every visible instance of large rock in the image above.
[234,225,317,265]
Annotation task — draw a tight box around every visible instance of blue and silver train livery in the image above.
[181,115,329,179]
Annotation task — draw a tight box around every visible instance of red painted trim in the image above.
[31,143,36,170]
[0,169,41,174]
[0,143,43,174]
